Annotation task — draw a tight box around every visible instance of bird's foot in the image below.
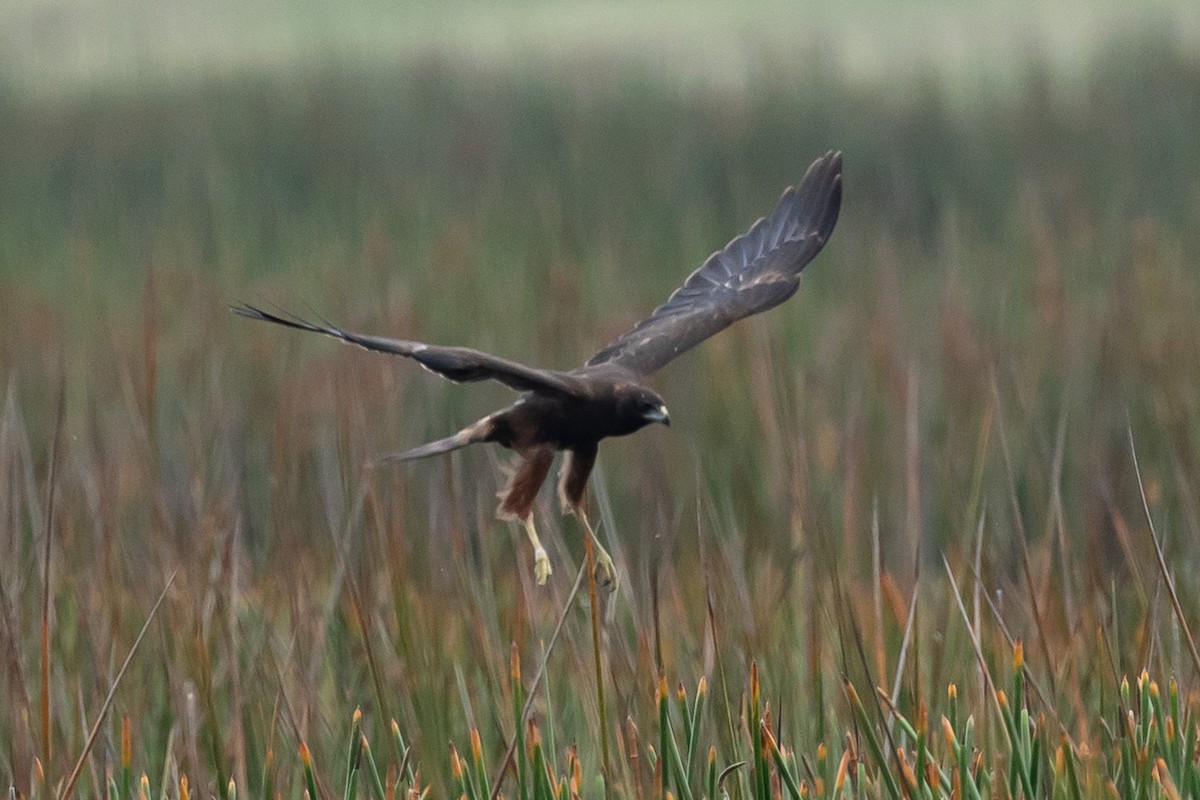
[593,544,617,593]
[533,546,552,585]
[523,517,552,585]
[578,511,618,593]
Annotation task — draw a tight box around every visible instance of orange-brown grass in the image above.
[2,28,1200,800]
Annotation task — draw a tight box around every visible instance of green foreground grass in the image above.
[2,25,1200,800]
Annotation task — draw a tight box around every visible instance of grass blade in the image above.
[60,571,177,800]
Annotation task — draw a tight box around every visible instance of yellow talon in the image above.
[523,518,552,585]
[533,547,552,585]
[578,511,617,592]
[594,546,616,591]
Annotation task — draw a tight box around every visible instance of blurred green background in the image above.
[2,1,1200,796]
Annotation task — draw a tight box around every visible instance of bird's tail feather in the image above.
[373,418,491,465]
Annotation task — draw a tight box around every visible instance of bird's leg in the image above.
[576,509,616,591]
[522,516,552,585]
[497,447,556,585]
[557,446,614,589]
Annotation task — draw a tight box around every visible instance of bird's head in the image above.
[618,385,670,432]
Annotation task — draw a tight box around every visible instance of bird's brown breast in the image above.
[488,386,639,452]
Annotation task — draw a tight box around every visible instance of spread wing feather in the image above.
[586,151,842,376]
[233,305,585,397]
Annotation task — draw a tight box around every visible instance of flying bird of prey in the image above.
[236,151,842,586]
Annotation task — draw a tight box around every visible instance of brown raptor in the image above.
[235,151,843,585]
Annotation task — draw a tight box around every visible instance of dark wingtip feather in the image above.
[230,302,265,320]
[230,302,330,336]
[230,302,292,325]
[818,155,843,243]
[796,150,843,244]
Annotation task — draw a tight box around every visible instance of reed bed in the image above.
[2,25,1200,799]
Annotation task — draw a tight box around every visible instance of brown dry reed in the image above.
[1,26,1200,800]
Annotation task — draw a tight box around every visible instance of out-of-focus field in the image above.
[2,4,1200,798]
[4,0,1198,97]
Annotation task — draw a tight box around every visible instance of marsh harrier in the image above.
[236,151,843,585]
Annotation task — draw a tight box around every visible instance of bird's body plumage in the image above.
[236,151,843,583]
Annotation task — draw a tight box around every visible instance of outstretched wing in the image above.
[586,151,842,376]
[233,305,585,397]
